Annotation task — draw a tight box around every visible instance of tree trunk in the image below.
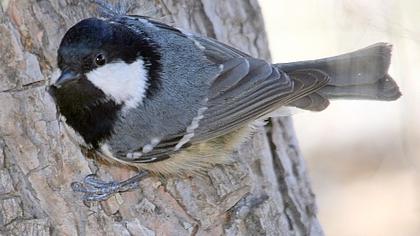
[0,0,322,235]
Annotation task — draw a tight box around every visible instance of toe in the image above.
[71,182,88,193]
[84,174,111,188]
[83,192,113,202]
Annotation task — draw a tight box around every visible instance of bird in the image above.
[48,8,401,201]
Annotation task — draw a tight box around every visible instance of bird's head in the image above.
[50,17,160,109]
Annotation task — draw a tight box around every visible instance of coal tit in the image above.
[48,13,401,201]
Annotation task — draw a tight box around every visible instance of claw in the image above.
[84,174,111,188]
[84,192,113,202]
[71,182,88,192]
[71,171,149,202]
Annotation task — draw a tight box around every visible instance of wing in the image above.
[112,16,328,163]
[193,58,292,140]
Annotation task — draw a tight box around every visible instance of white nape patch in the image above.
[86,59,149,110]
[175,106,208,150]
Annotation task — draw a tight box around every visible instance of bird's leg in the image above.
[71,171,149,202]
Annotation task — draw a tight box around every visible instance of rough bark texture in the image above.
[0,0,322,235]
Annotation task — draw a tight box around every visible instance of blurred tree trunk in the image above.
[0,0,322,235]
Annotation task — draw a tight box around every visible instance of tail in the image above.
[275,43,401,111]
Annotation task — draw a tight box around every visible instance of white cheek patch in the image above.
[86,59,149,110]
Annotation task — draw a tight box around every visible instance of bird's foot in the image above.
[71,171,149,202]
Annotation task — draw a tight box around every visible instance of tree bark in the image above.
[0,0,323,235]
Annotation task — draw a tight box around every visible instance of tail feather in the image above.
[287,69,331,111]
[321,74,401,101]
[276,43,401,111]
[289,92,330,111]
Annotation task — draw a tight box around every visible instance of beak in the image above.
[53,70,80,88]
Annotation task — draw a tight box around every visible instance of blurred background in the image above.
[260,0,419,235]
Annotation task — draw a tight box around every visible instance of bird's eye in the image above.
[94,53,106,66]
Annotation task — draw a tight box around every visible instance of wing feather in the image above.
[113,17,328,163]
